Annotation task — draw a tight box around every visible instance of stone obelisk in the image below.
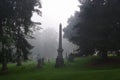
[55,23,64,67]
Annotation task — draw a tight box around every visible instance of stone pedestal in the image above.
[37,58,42,68]
[55,57,64,67]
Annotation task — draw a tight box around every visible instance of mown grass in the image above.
[0,57,120,80]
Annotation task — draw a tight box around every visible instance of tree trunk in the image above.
[17,57,22,66]
[116,51,120,56]
[1,58,7,71]
[1,44,8,71]
[100,50,108,59]
[16,55,22,66]
[16,27,22,66]
[16,48,22,66]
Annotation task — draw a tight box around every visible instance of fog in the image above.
[29,27,77,60]
[29,0,80,60]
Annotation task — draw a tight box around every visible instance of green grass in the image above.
[0,57,120,80]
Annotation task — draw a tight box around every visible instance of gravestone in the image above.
[41,57,45,65]
[68,53,74,62]
[37,58,42,68]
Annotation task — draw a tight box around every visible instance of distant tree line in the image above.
[0,0,41,71]
[64,0,120,58]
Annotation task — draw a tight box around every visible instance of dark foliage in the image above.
[0,0,41,70]
[64,0,120,57]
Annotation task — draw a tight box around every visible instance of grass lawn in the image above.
[0,57,120,80]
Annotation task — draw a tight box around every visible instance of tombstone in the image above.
[37,58,42,68]
[41,57,45,65]
[66,53,68,60]
[48,59,50,63]
[68,53,74,62]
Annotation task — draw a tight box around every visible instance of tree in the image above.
[0,0,41,71]
[64,0,120,58]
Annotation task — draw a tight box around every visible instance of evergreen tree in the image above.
[64,0,120,58]
[0,0,41,71]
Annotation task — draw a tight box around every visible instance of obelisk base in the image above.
[55,57,64,68]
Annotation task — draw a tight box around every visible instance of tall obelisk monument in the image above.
[55,23,64,67]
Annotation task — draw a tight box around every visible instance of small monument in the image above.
[36,54,43,68]
[37,58,42,68]
[41,57,45,65]
[55,23,64,67]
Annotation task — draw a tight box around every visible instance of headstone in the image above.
[48,59,50,63]
[41,57,45,65]
[37,58,42,68]
[68,53,74,62]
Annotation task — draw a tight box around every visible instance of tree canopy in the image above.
[0,0,41,71]
[64,0,120,57]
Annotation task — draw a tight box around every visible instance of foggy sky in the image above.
[29,27,77,60]
[29,0,80,60]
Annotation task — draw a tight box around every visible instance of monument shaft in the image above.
[58,24,63,57]
[55,23,64,67]
[59,24,62,49]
